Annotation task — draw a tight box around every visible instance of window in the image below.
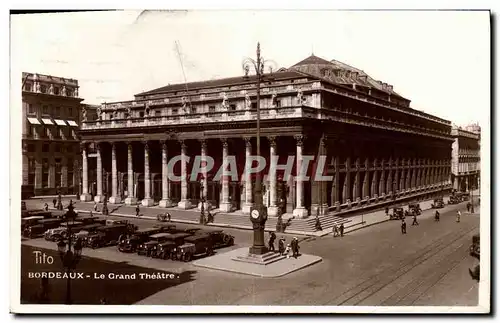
[172,109,178,115]
[53,87,60,95]
[55,106,60,116]
[209,105,216,113]
[275,100,281,108]
[40,84,47,93]
[27,104,35,114]
[42,105,48,115]
[27,144,35,153]
[24,83,32,92]
[42,144,49,153]
[66,145,72,153]
[68,107,72,117]
[54,144,61,153]
[251,102,257,110]
[28,174,35,185]
[230,104,236,111]
[67,172,73,187]
[139,112,145,118]
[67,158,74,171]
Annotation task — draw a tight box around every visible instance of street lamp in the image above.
[242,43,278,255]
[57,202,82,304]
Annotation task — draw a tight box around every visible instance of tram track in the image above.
[324,224,478,306]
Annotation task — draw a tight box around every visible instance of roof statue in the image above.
[61,86,67,96]
[181,96,188,113]
[126,105,132,119]
[35,82,41,93]
[245,93,252,109]
[271,90,278,108]
[221,92,229,110]
[297,88,306,105]
[48,84,54,95]
[82,107,87,122]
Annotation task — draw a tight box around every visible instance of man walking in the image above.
[412,214,419,226]
[136,205,140,217]
[401,219,407,234]
[278,238,286,256]
[52,198,57,208]
[93,202,98,212]
[456,210,461,223]
[268,232,276,252]
[339,223,345,237]
[466,202,471,213]
[435,210,440,222]
[291,237,300,259]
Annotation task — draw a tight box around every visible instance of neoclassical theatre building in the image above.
[79,55,453,218]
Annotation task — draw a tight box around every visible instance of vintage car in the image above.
[195,229,234,248]
[408,203,422,216]
[470,234,480,259]
[76,216,106,225]
[153,241,178,259]
[431,198,445,209]
[105,219,138,233]
[86,224,129,249]
[137,233,174,257]
[176,234,214,262]
[23,218,63,238]
[21,216,45,231]
[22,210,52,219]
[44,227,68,241]
[448,195,461,204]
[118,227,163,253]
[389,207,405,220]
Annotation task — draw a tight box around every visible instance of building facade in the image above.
[451,125,481,192]
[79,55,453,218]
[22,72,83,196]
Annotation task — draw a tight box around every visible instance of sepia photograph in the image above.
[9,9,490,314]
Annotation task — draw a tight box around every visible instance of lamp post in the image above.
[56,202,82,304]
[242,43,277,255]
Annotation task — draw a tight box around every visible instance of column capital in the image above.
[178,139,187,150]
[94,141,101,150]
[199,139,207,149]
[294,134,304,146]
[268,136,277,148]
[220,138,228,148]
[79,142,87,151]
[143,141,150,150]
[243,136,252,148]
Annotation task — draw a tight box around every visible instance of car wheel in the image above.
[228,238,234,246]
[184,253,192,262]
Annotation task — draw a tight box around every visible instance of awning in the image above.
[41,118,54,125]
[27,117,41,125]
[54,119,67,126]
[67,120,78,127]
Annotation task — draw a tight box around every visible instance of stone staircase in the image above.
[285,214,352,232]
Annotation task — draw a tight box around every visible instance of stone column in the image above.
[293,134,308,218]
[242,137,254,214]
[465,175,469,191]
[343,157,352,208]
[363,158,370,202]
[35,156,42,191]
[352,158,361,206]
[410,158,416,190]
[109,143,121,203]
[386,158,393,196]
[268,136,280,216]
[159,141,172,208]
[177,140,192,209]
[94,142,104,202]
[379,158,385,199]
[124,142,137,205]
[197,139,209,210]
[311,137,328,215]
[371,158,378,202]
[219,138,232,212]
[332,157,341,211]
[80,143,91,201]
[61,157,68,189]
[142,142,154,206]
[405,159,411,192]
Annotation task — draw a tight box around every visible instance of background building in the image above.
[79,55,454,219]
[451,125,481,192]
[22,72,83,196]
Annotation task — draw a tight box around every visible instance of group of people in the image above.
[268,232,300,258]
[401,209,462,234]
[332,223,345,237]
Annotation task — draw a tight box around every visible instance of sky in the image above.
[11,10,490,127]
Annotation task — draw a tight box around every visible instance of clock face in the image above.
[251,210,260,219]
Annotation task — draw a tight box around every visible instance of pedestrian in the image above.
[94,202,98,212]
[339,223,344,237]
[456,210,461,223]
[434,210,440,222]
[52,198,57,208]
[136,205,140,217]
[166,212,171,222]
[315,216,322,231]
[284,244,291,258]
[467,202,471,213]
[268,232,276,251]
[43,203,48,211]
[332,224,339,237]
[89,210,93,218]
[412,214,419,226]
[401,219,407,234]
[385,206,389,216]
[278,238,285,255]
[291,237,300,258]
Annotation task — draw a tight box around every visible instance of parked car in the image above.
[137,233,173,257]
[176,234,214,262]
[86,224,129,249]
[151,233,192,259]
[77,216,106,225]
[431,198,445,209]
[196,229,234,248]
[389,207,405,220]
[118,227,163,253]
[470,234,480,259]
[44,227,68,241]
[21,216,45,231]
[23,218,63,238]
[408,203,422,216]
